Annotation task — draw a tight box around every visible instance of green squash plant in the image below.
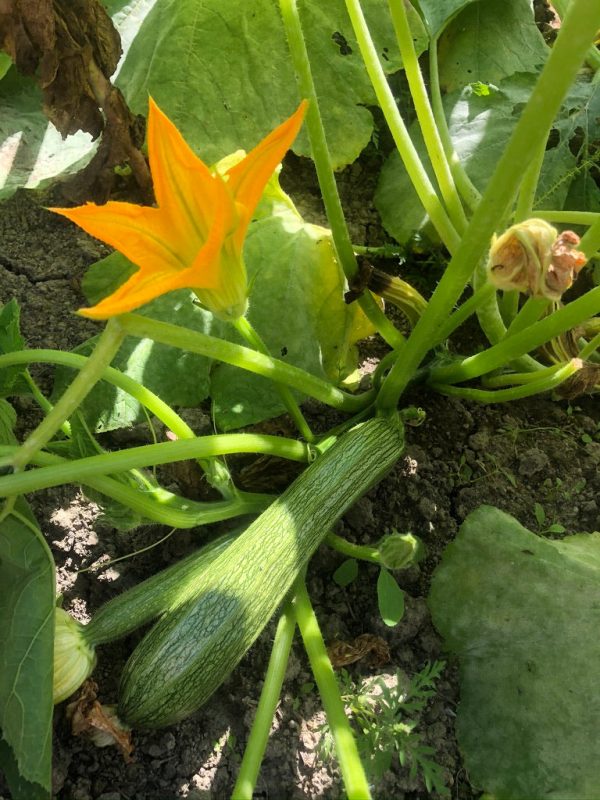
[1,1,600,798]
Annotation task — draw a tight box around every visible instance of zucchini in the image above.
[83,531,237,647]
[53,532,237,703]
[118,415,404,728]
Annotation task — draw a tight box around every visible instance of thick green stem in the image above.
[472,263,544,371]
[429,37,481,213]
[344,0,460,254]
[578,213,600,258]
[232,601,297,800]
[498,290,520,326]
[483,362,562,388]
[0,350,194,438]
[119,313,373,412]
[433,283,495,344]
[388,0,467,233]
[504,297,550,337]
[0,434,310,497]
[294,580,371,800]
[428,285,600,384]
[552,0,600,72]
[0,446,271,528]
[233,316,314,441]
[377,0,600,409]
[0,348,236,499]
[580,331,600,360]
[534,210,600,228]
[515,141,547,223]
[432,358,582,402]
[8,319,124,472]
[278,0,404,350]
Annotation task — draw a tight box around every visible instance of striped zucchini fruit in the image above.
[118,415,404,728]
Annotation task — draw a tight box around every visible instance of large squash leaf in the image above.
[0,496,54,800]
[428,505,600,799]
[376,72,600,243]
[437,0,547,92]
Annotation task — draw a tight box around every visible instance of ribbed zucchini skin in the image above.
[118,416,404,728]
[83,532,236,647]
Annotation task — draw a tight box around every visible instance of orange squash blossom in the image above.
[51,99,307,321]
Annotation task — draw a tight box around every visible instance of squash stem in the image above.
[0,433,310,497]
[119,313,374,413]
[278,0,405,351]
[431,358,582,403]
[428,285,600,385]
[344,0,460,254]
[4,318,124,474]
[429,36,481,213]
[232,316,314,442]
[432,283,495,344]
[0,347,237,500]
[326,532,380,564]
[376,0,600,410]
[0,446,272,528]
[387,0,467,234]
[232,601,297,800]
[294,580,372,800]
[534,210,600,227]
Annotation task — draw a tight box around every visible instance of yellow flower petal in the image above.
[226,101,308,249]
[147,97,226,242]
[78,259,213,319]
[50,98,307,320]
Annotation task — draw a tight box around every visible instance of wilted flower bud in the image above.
[546,231,588,300]
[487,219,587,299]
[377,531,424,570]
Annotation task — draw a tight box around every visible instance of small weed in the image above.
[533,502,566,535]
[318,662,449,796]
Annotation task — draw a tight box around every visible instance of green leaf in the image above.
[437,0,547,92]
[377,567,405,626]
[0,53,12,81]
[429,505,600,799]
[547,523,566,534]
[114,0,425,170]
[376,71,598,242]
[211,209,373,430]
[533,501,545,526]
[415,0,478,39]
[333,558,359,587]
[536,78,600,212]
[0,300,29,396]
[0,500,54,799]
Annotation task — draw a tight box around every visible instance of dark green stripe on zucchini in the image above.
[118,416,404,728]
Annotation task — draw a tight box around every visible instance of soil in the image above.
[0,166,599,800]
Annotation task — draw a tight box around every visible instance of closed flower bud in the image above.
[53,607,96,704]
[377,531,424,570]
